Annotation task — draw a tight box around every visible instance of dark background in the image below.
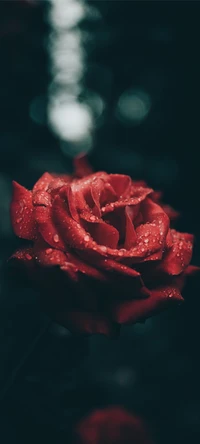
[0,1,200,443]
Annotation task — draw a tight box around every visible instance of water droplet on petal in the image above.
[16,218,22,223]
[46,248,53,254]
[25,254,32,260]
[144,239,149,244]
[84,235,90,242]
[53,234,59,243]
[90,215,96,222]
[99,245,107,253]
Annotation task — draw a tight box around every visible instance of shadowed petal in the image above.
[124,206,137,249]
[112,285,183,324]
[10,181,37,240]
[159,230,194,275]
[33,238,67,267]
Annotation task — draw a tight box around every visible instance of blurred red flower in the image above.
[75,407,154,444]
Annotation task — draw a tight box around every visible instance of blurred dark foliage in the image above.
[1,1,200,444]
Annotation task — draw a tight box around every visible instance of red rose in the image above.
[74,407,154,444]
[10,156,197,337]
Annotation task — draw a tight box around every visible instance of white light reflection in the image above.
[49,100,93,142]
[49,0,86,30]
[47,0,102,155]
[116,88,151,125]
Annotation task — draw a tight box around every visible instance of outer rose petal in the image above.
[33,172,71,194]
[34,205,66,250]
[124,206,137,249]
[159,230,194,275]
[62,253,108,281]
[11,247,34,263]
[10,181,37,240]
[33,172,54,193]
[32,236,108,281]
[112,285,183,324]
[33,238,67,267]
[185,265,200,275]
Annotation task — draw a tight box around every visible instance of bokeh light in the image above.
[116,88,151,125]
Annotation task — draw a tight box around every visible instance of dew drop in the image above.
[168,292,173,298]
[46,248,53,255]
[53,234,59,243]
[16,218,22,223]
[25,254,32,260]
[144,239,149,244]
[99,245,107,253]
[84,235,90,242]
[90,215,96,222]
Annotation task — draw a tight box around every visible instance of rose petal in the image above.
[33,238,67,267]
[34,205,66,250]
[136,212,169,257]
[85,221,119,249]
[62,252,108,281]
[124,206,137,249]
[112,285,183,324]
[10,181,37,240]
[159,230,194,275]
[97,258,141,279]
[109,174,132,198]
[185,265,200,275]
[33,172,54,193]
[101,187,153,215]
[32,190,52,206]
[100,182,117,206]
[67,185,80,222]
